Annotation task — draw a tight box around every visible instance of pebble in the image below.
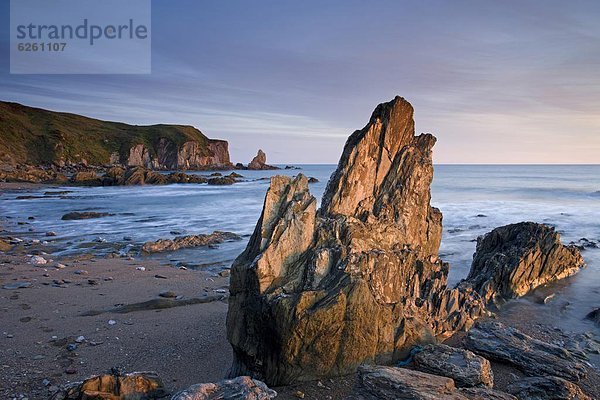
[87,279,98,285]
[30,255,47,265]
[42,379,51,386]
[136,266,146,271]
[218,269,231,277]
[295,391,305,399]
[214,289,228,294]
[108,320,117,325]
[154,274,168,279]
[75,335,85,343]
[65,368,77,374]
[66,343,77,351]
[46,232,57,237]
[104,277,114,281]
[33,355,44,360]
[74,269,88,275]
[55,263,67,269]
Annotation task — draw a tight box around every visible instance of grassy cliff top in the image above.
[0,101,221,166]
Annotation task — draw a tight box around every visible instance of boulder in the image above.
[464,320,587,382]
[465,222,585,304]
[208,175,237,185]
[226,97,485,385]
[413,344,493,388]
[70,171,101,185]
[351,365,464,400]
[50,370,166,400]
[172,376,277,400]
[506,376,592,400]
[247,149,278,170]
[0,238,13,252]
[142,231,242,253]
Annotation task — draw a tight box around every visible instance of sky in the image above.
[1,0,599,164]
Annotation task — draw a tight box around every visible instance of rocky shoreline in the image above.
[1,96,599,400]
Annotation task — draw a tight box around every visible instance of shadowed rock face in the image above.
[465,222,585,304]
[226,96,484,385]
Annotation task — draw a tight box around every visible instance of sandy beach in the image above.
[3,237,600,400]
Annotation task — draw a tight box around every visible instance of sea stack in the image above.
[226,96,484,385]
[247,149,278,170]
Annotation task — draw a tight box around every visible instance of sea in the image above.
[1,164,600,338]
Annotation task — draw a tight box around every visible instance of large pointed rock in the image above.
[226,97,484,385]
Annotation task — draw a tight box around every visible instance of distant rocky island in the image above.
[0,101,282,185]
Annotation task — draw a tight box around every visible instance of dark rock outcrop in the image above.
[49,370,166,400]
[207,174,238,185]
[413,344,493,388]
[172,376,277,400]
[465,222,585,304]
[247,149,279,170]
[103,166,207,186]
[61,212,113,220]
[226,97,485,385]
[464,320,587,382]
[141,231,242,253]
[506,376,592,400]
[585,308,600,325]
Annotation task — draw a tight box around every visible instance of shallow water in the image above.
[1,164,599,336]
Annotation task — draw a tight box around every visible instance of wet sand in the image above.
[0,254,232,399]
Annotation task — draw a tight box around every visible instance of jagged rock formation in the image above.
[227,96,484,385]
[413,344,493,388]
[172,376,277,400]
[0,101,233,170]
[464,320,587,382]
[465,222,585,304]
[247,149,279,170]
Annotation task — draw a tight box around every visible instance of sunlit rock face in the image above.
[226,96,484,385]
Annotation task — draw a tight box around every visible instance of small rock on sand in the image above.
[30,255,47,265]
[3,282,32,290]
